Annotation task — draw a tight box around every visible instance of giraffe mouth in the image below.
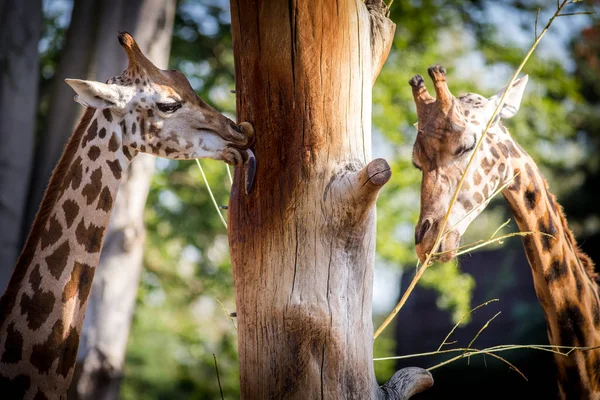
[416,229,461,263]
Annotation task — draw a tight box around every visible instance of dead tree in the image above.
[228,0,433,398]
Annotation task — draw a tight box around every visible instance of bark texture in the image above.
[0,0,41,291]
[68,1,176,399]
[229,0,432,398]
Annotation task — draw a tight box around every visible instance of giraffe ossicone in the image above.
[0,32,254,399]
[410,65,600,398]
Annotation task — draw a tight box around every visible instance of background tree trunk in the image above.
[228,0,431,398]
[0,0,42,291]
[67,1,176,399]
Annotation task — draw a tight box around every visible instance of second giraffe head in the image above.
[410,65,529,262]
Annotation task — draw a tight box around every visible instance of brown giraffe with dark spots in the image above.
[410,65,600,399]
[0,32,255,399]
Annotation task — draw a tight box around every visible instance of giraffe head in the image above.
[410,65,528,262]
[65,32,255,184]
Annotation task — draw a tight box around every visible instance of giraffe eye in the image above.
[157,102,182,114]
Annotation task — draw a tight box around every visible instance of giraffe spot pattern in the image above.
[120,120,128,136]
[557,302,588,347]
[164,147,177,157]
[87,145,101,161]
[108,132,120,152]
[460,198,473,212]
[139,117,147,139]
[473,171,482,186]
[30,320,80,378]
[482,185,489,198]
[20,288,55,331]
[29,264,42,291]
[61,199,79,228]
[545,258,569,283]
[561,365,590,400]
[490,147,500,159]
[505,141,521,158]
[509,169,521,191]
[106,159,122,180]
[75,219,105,253]
[62,261,94,308]
[524,189,538,210]
[1,323,23,363]
[69,157,83,191]
[44,240,70,280]
[102,108,112,123]
[572,263,584,298]
[0,374,31,399]
[98,127,107,139]
[40,215,63,250]
[82,167,103,205]
[522,235,537,272]
[122,145,134,160]
[538,215,557,251]
[496,142,509,158]
[81,119,98,148]
[481,158,494,175]
[131,122,137,136]
[473,192,483,204]
[97,186,113,212]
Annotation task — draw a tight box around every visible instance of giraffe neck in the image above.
[0,107,133,398]
[501,150,600,399]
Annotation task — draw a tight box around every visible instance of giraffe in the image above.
[0,32,254,399]
[409,65,600,399]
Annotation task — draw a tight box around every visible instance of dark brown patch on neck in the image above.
[108,132,120,152]
[44,240,70,280]
[98,127,107,139]
[102,109,112,123]
[87,146,101,161]
[30,319,79,378]
[20,288,55,330]
[69,157,84,191]
[538,213,558,251]
[97,187,113,212]
[496,142,509,158]
[62,261,94,308]
[1,323,23,363]
[61,199,79,228]
[81,118,98,148]
[81,167,103,205]
[0,374,31,399]
[106,159,122,180]
[75,219,105,253]
[40,215,63,251]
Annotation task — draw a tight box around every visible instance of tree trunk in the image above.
[0,0,41,291]
[68,1,176,399]
[228,1,432,398]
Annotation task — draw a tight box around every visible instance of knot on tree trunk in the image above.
[378,367,434,399]
[325,158,391,228]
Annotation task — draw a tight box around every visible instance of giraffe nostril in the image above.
[415,219,432,245]
[230,122,242,134]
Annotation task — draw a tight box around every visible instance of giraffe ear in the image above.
[65,79,123,110]
[489,75,528,119]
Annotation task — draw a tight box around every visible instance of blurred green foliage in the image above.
[37,0,598,397]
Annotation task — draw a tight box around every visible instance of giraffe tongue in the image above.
[244,149,256,194]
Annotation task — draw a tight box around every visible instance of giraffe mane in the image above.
[0,107,96,321]
[545,177,597,281]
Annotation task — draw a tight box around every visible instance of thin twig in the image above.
[437,299,499,352]
[374,1,570,340]
[213,354,224,400]
[216,298,238,331]
[557,11,595,16]
[466,311,501,365]
[427,348,527,381]
[443,172,520,237]
[196,159,228,228]
[491,219,511,239]
[226,165,234,186]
